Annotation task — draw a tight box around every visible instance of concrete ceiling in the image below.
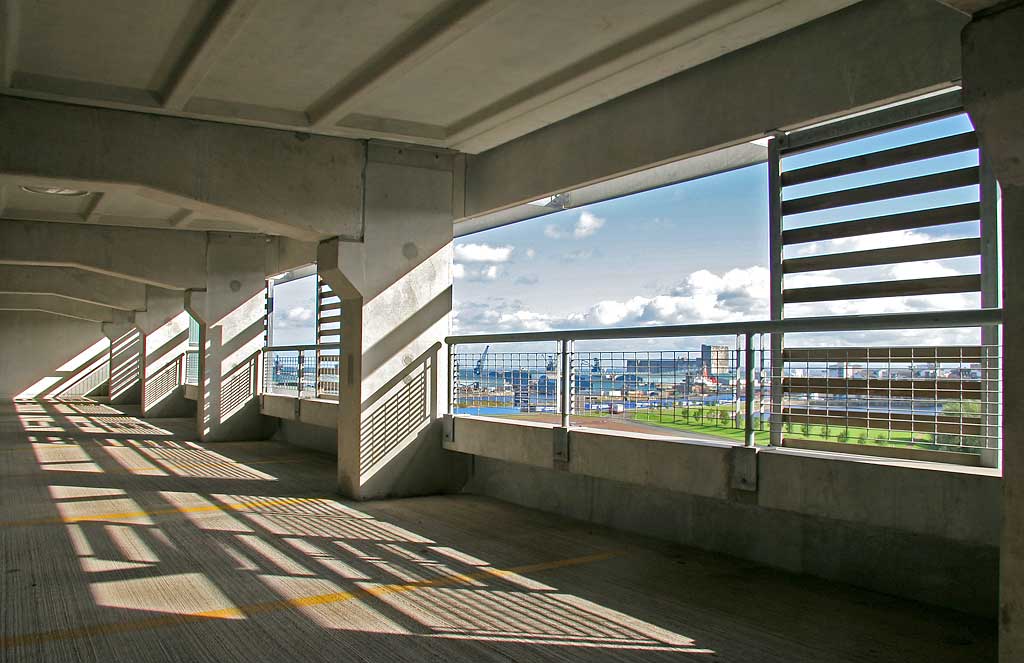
[0,0,859,154]
[0,178,256,234]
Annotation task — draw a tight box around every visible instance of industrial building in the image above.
[0,1,1021,661]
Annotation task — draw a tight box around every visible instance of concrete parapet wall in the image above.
[451,415,1000,616]
[261,394,338,431]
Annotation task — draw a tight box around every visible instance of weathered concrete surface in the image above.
[0,398,996,661]
[0,97,364,240]
[319,143,468,499]
[136,287,193,418]
[186,234,272,443]
[463,448,999,617]
[0,310,107,398]
[453,417,1000,615]
[0,265,147,311]
[0,219,208,290]
[464,0,967,217]
[102,315,142,406]
[260,394,337,430]
[962,4,1024,658]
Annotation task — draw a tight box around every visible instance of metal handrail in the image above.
[447,307,1004,452]
[446,309,1002,345]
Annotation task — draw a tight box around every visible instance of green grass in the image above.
[630,407,954,452]
[466,402,980,455]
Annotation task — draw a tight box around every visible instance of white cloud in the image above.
[454,242,513,263]
[453,262,979,347]
[542,211,607,240]
[574,211,605,238]
[285,306,313,322]
[525,248,536,259]
[456,264,500,281]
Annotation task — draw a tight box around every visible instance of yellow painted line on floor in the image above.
[0,495,322,528]
[1,550,622,648]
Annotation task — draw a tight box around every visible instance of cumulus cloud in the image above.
[543,210,607,240]
[453,242,513,263]
[574,211,605,238]
[455,264,500,281]
[525,248,537,259]
[452,262,978,347]
[285,307,313,322]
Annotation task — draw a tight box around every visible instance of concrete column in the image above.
[962,6,1024,660]
[135,286,195,418]
[318,143,469,499]
[101,312,142,405]
[186,234,272,442]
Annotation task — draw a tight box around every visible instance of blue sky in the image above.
[452,113,986,350]
[268,112,988,350]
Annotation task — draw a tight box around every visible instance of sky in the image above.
[268,112,991,351]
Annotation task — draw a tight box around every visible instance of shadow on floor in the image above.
[0,398,996,662]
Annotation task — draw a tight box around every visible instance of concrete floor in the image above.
[0,399,995,662]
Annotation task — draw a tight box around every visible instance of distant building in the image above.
[702,344,731,375]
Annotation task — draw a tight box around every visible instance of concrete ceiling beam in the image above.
[0,0,16,87]
[0,265,147,310]
[0,293,120,322]
[0,219,208,290]
[935,1,1006,15]
[162,0,260,111]
[463,0,968,218]
[0,96,364,240]
[308,0,509,130]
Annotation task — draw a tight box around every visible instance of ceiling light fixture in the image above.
[20,185,90,197]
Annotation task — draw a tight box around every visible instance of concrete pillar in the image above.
[186,234,272,442]
[135,286,195,418]
[318,143,469,499]
[962,6,1024,660]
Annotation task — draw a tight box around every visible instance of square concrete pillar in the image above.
[319,144,469,499]
[963,6,1024,659]
[186,234,273,442]
[135,286,195,418]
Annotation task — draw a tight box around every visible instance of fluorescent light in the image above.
[21,185,90,197]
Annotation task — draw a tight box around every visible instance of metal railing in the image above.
[262,344,340,400]
[184,350,200,386]
[447,309,1002,462]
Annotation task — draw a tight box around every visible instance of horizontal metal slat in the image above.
[783,238,980,273]
[783,345,984,362]
[782,377,982,399]
[782,167,979,216]
[783,275,981,303]
[781,132,977,187]
[782,407,982,436]
[782,203,980,245]
[779,90,963,155]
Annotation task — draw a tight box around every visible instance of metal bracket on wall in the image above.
[730,446,759,492]
[294,397,301,420]
[442,413,455,448]
[553,427,570,469]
